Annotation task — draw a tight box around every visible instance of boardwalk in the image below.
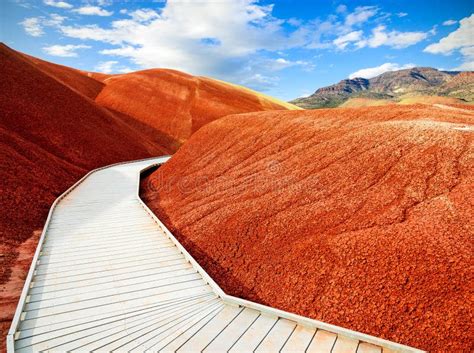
[8,157,424,352]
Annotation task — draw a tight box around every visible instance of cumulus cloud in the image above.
[333,30,363,49]
[20,14,66,37]
[73,6,113,16]
[20,18,44,36]
[336,4,347,14]
[311,6,428,51]
[42,44,90,57]
[356,25,429,49]
[425,14,473,54]
[43,0,72,9]
[59,1,309,90]
[425,14,474,71]
[349,62,416,79]
[48,1,433,90]
[442,19,457,26]
[240,73,280,90]
[345,6,378,26]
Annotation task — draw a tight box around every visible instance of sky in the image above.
[1,0,473,100]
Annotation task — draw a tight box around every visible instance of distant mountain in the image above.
[291,67,474,109]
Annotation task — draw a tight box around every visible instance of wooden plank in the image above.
[203,307,260,352]
[255,318,297,352]
[332,335,360,353]
[20,289,212,331]
[28,272,202,302]
[143,303,224,352]
[30,265,195,294]
[32,258,188,283]
[89,299,223,352]
[23,282,211,320]
[358,342,382,353]
[16,295,217,350]
[281,324,317,352]
[36,245,178,270]
[176,305,243,352]
[159,306,225,353]
[39,238,173,258]
[17,293,215,340]
[33,251,184,276]
[50,298,222,352]
[306,330,337,353]
[228,314,278,352]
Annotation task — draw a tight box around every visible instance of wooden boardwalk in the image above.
[8,157,424,352]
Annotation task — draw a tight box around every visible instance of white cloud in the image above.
[333,30,363,49]
[95,0,112,6]
[424,14,474,54]
[454,45,474,71]
[345,6,378,26]
[336,4,347,14]
[20,17,43,36]
[442,19,457,26]
[42,44,90,57]
[95,60,118,73]
[94,60,133,73]
[425,14,474,71]
[73,6,113,16]
[19,14,66,37]
[267,58,314,71]
[454,61,474,71]
[49,1,435,90]
[129,9,159,22]
[349,62,416,79]
[307,6,427,51]
[397,12,408,18]
[59,1,308,90]
[287,18,302,27]
[43,0,73,9]
[460,46,474,58]
[240,73,279,90]
[356,25,429,49]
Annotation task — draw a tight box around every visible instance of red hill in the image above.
[95,69,298,150]
[141,104,474,352]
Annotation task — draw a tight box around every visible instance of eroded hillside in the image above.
[141,104,474,352]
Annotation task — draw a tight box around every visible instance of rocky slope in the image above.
[141,104,474,352]
[292,67,473,108]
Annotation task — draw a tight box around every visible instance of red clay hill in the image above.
[95,69,298,150]
[141,104,473,352]
[0,43,293,345]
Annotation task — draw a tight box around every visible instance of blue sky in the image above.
[1,0,473,100]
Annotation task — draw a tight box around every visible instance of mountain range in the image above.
[291,67,474,109]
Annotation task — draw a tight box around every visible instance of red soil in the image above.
[141,104,474,352]
[95,69,291,150]
[20,52,105,100]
